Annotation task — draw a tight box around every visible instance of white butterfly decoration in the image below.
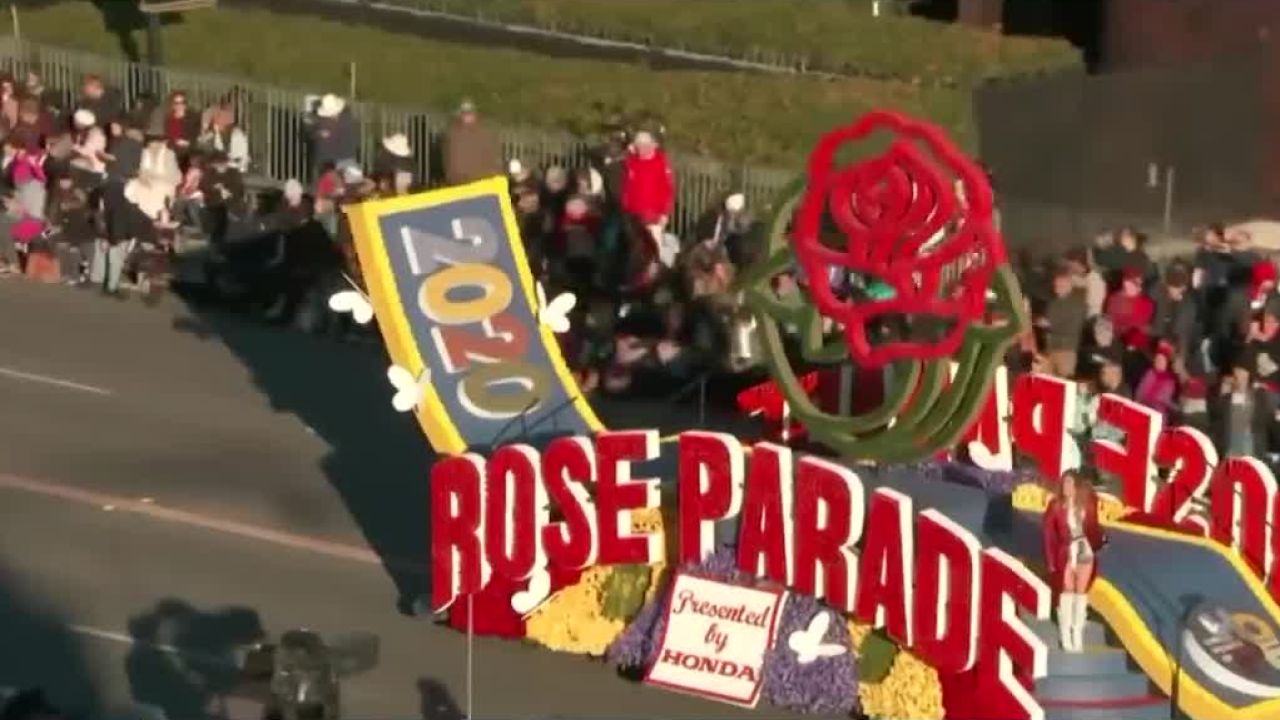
[510,566,552,615]
[386,364,430,413]
[787,611,846,664]
[328,289,374,325]
[535,281,577,334]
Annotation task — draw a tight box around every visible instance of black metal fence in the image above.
[976,55,1271,256]
[0,37,796,240]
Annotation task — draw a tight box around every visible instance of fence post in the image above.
[1163,166,1176,239]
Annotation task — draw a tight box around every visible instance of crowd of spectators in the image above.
[0,70,764,400]
[5,69,1279,466]
[1018,225,1280,462]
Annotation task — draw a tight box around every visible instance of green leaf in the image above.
[857,629,900,683]
[601,565,652,621]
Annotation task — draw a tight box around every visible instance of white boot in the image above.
[1058,593,1074,651]
[1072,592,1089,651]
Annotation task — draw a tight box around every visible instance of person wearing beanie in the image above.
[442,98,500,186]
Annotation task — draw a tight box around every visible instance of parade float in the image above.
[336,111,1280,720]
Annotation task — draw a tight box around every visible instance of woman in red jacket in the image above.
[1042,469,1106,652]
[620,131,675,234]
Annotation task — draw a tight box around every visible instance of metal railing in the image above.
[0,37,796,238]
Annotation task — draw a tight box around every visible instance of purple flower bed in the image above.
[761,592,859,716]
[608,545,859,715]
[607,546,747,669]
[938,461,1031,495]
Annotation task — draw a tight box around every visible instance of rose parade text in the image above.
[432,430,1052,720]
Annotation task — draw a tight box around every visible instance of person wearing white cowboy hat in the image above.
[308,93,357,179]
[373,132,415,191]
[72,108,96,131]
[316,93,346,119]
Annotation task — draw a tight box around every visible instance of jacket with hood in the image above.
[620,148,675,225]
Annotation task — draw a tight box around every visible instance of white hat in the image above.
[382,133,411,158]
[73,108,96,129]
[125,178,173,219]
[508,158,523,176]
[283,178,304,201]
[725,193,746,213]
[341,165,365,184]
[317,94,346,118]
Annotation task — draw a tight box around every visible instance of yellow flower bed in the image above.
[525,508,668,655]
[847,621,944,720]
[528,505,946,717]
[1011,483,1129,522]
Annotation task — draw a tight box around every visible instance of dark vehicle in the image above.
[233,628,379,720]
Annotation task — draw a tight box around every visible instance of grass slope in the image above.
[5,2,973,166]
[374,0,1082,83]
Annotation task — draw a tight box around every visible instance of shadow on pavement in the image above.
[417,677,464,720]
[0,563,100,718]
[170,302,435,612]
[124,598,265,720]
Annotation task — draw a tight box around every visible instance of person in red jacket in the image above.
[1042,469,1106,652]
[1104,266,1155,349]
[620,130,675,236]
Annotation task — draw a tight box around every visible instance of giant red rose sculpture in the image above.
[739,110,1027,463]
[792,111,1004,368]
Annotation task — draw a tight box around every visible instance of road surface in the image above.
[0,281,798,720]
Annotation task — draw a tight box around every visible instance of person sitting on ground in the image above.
[198,102,250,172]
[200,151,247,244]
[24,70,62,124]
[46,167,93,284]
[164,90,201,158]
[138,126,182,193]
[172,155,205,230]
[683,232,736,308]
[9,98,50,154]
[68,109,108,187]
[12,141,49,220]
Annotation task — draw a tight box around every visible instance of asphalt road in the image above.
[0,281,794,720]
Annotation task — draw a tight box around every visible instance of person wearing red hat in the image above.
[1104,267,1155,350]
[1249,259,1278,311]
